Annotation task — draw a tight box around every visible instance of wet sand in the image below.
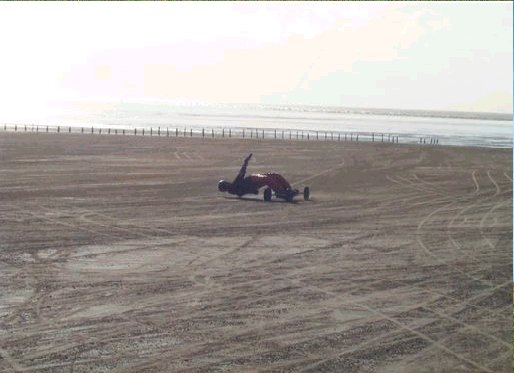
[0,132,512,372]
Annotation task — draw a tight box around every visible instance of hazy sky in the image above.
[0,1,512,112]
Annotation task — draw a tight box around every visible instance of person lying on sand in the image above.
[218,153,293,197]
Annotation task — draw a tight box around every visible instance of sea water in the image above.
[3,101,512,148]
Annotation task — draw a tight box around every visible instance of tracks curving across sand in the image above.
[0,134,511,372]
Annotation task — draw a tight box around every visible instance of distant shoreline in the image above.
[247,103,513,122]
[1,101,511,148]
[57,100,514,121]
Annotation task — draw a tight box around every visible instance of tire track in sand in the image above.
[292,277,495,373]
[292,162,345,185]
[477,171,511,250]
[503,172,512,182]
[0,347,24,372]
[415,170,499,287]
[446,170,500,262]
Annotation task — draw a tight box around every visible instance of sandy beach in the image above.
[0,132,511,372]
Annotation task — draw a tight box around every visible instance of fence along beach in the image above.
[3,123,445,146]
[1,102,510,148]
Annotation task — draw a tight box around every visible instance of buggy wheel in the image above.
[303,186,310,201]
[264,188,272,202]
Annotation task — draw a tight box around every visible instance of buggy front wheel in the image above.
[264,188,272,202]
[303,186,310,201]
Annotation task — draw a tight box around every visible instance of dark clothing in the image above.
[226,154,291,196]
[227,154,258,196]
[228,176,260,196]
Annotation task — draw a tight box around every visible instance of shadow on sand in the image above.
[223,196,308,204]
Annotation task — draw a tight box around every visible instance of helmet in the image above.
[218,180,231,192]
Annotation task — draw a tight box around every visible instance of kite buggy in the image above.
[218,153,310,202]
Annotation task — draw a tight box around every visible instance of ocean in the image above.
[3,101,512,148]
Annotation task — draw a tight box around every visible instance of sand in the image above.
[0,132,511,372]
